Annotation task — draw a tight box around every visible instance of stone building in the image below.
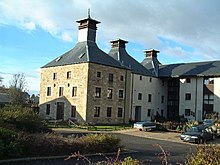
[40,15,131,124]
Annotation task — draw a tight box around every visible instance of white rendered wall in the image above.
[131,74,167,121]
[214,77,220,115]
[179,77,203,121]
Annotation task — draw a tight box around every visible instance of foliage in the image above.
[8,73,28,106]
[185,144,220,165]
[0,105,49,133]
[0,127,22,159]
[77,134,122,153]
[16,133,122,158]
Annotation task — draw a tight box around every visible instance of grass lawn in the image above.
[46,120,132,131]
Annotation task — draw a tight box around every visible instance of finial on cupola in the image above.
[88,8,91,18]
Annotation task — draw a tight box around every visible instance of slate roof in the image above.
[0,93,9,103]
[159,60,220,77]
[141,57,161,76]
[108,47,152,76]
[42,41,125,69]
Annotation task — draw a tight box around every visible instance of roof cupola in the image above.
[76,11,100,43]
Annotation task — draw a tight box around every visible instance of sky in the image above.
[0,0,220,95]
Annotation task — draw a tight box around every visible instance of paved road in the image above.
[1,129,197,165]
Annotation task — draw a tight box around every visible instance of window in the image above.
[118,108,123,118]
[138,93,142,100]
[59,87,64,96]
[72,87,77,97]
[53,73,57,80]
[71,106,76,118]
[95,87,101,98]
[186,78,191,83]
[204,94,214,104]
[109,73,113,82]
[149,78,152,82]
[185,93,191,100]
[185,109,190,116]
[161,109,164,117]
[119,90,124,98]
[97,71,101,78]
[148,94,152,102]
[47,87,51,96]
[147,109,151,117]
[67,71,71,79]
[46,104,50,115]
[120,75,124,81]
[140,76,142,80]
[107,89,113,99]
[94,106,100,117]
[161,96,164,103]
[107,107,112,118]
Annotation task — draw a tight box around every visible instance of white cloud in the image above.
[60,31,73,42]
[21,21,36,30]
[0,0,220,61]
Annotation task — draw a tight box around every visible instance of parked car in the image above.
[203,119,216,126]
[133,121,156,131]
[180,125,215,144]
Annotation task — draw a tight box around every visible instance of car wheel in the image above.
[197,138,203,144]
[212,134,216,140]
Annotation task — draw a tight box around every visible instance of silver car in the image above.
[133,121,156,131]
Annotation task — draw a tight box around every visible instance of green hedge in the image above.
[0,105,50,133]
[0,127,22,159]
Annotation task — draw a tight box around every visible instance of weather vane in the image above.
[88,8,91,18]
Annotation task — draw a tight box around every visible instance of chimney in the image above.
[76,12,100,43]
[110,39,128,48]
[144,49,160,58]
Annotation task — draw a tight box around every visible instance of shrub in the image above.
[0,127,22,159]
[17,133,122,157]
[77,134,122,153]
[0,105,50,133]
[185,144,220,165]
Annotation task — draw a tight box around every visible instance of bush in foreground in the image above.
[185,144,220,165]
[0,127,22,159]
[17,133,122,158]
[0,105,50,133]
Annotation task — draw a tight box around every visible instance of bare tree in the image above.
[9,73,28,106]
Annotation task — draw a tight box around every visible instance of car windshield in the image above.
[187,127,202,132]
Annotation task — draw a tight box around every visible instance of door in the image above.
[135,106,141,121]
[56,102,64,120]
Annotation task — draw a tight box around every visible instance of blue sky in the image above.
[0,0,220,94]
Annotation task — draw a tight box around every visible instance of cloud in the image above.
[0,0,220,62]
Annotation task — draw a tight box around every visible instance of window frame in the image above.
[59,86,64,97]
[185,93,191,100]
[148,94,152,102]
[138,93,142,100]
[117,107,123,118]
[46,104,50,115]
[107,107,112,118]
[71,105,76,118]
[107,88,113,99]
[72,86,78,97]
[67,71,71,79]
[109,73,114,82]
[95,87,101,98]
[53,72,57,80]
[46,86,52,96]
[94,106,100,117]
[119,89,124,99]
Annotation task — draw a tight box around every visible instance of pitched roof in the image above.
[159,60,220,77]
[108,47,152,76]
[42,41,126,69]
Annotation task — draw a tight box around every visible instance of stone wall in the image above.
[39,63,89,123]
[86,63,130,124]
